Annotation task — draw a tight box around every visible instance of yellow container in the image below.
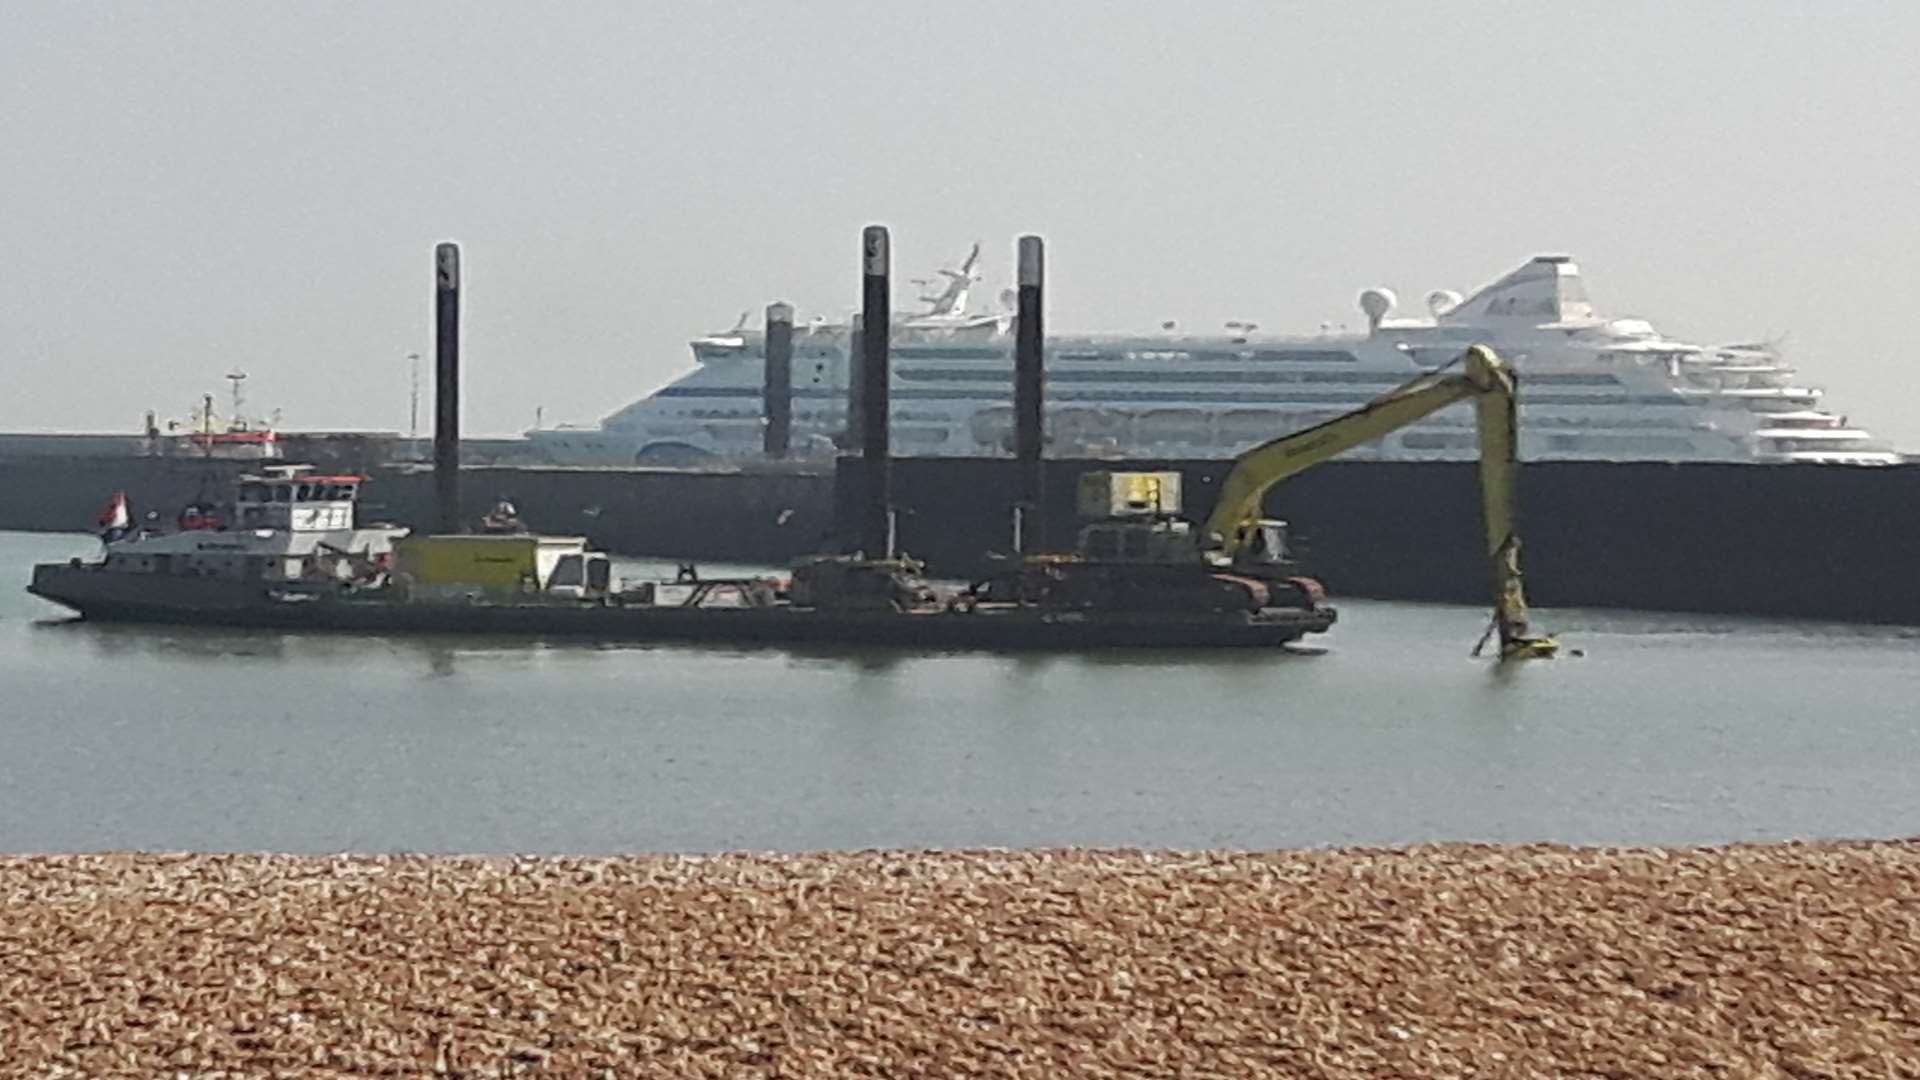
[395,534,586,594]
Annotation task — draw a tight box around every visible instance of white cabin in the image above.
[234,470,362,531]
[99,465,408,585]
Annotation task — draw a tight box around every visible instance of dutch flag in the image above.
[97,491,131,542]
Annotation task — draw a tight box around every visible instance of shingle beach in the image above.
[4,843,1917,1077]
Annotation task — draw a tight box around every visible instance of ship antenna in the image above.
[923,242,982,316]
[225,369,247,432]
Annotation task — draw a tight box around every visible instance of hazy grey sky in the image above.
[6,3,1917,445]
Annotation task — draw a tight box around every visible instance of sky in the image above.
[5,2,1918,446]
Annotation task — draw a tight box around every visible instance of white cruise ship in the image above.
[527,251,1898,467]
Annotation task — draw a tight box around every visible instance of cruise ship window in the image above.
[1251,350,1359,363]
[1402,432,1477,451]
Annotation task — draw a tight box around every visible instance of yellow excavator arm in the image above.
[1201,345,1558,660]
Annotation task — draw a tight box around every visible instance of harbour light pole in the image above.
[408,351,422,445]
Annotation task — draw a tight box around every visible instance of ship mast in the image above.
[407,352,422,444]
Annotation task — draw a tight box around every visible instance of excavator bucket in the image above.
[1490,539,1558,660]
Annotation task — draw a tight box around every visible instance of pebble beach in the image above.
[4,842,1918,1077]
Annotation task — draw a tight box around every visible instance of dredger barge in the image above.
[27,234,1555,658]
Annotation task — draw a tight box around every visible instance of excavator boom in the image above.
[1201,345,1557,660]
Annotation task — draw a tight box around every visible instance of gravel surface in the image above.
[3,843,1918,1077]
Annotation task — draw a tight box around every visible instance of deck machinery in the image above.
[962,469,1326,617]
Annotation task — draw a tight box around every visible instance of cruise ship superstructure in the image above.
[528,252,1898,467]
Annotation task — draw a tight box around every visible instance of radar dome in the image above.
[1426,289,1464,317]
[1358,288,1396,329]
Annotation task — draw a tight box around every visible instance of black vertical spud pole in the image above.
[1013,234,1045,553]
[433,242,462,534]
[763,301,794,458]
[843,313,865,452]
[860,226,892,557]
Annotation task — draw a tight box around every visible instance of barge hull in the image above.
[27,566,1333,651]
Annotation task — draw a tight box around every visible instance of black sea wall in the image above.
[5,447,1916,624]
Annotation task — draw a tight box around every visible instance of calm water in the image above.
[4,530,1918,854]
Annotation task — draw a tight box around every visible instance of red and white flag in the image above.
[96,491,130,533]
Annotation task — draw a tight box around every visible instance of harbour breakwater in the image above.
[7,444,1919,623]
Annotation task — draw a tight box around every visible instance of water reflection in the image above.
[29,618,514,672]
[15,525,1920,856]
[33,618,304,662]
[28,614,1343,677]
[1550,607,1920,642]
[424,645,457,678]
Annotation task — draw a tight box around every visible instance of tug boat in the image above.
[34,466,409,616]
